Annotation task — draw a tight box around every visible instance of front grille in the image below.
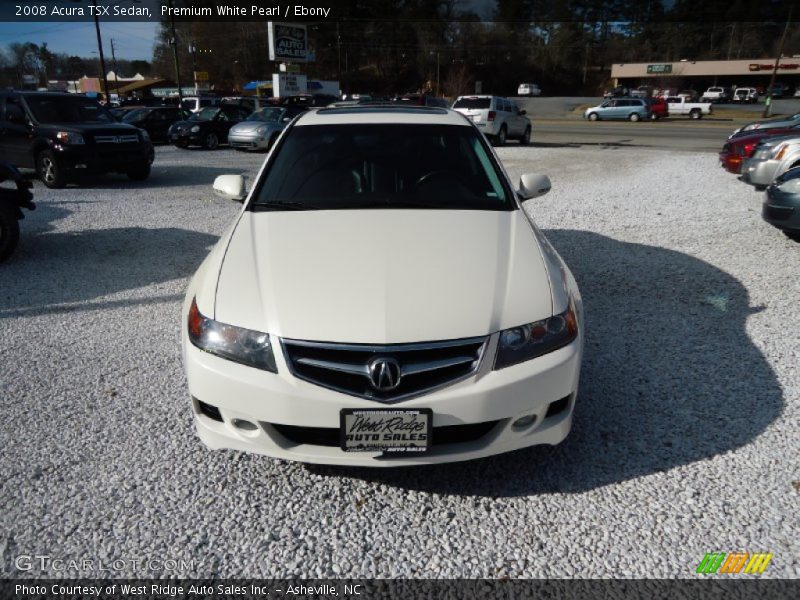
[270,420,499,448]
[93,134,140,144]
[281,336,488,403]
[763,204,794,221]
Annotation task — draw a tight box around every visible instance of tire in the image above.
[203,132,219,150]
[588,112,599,121]
[784,230,800,242]
[174,141,189,149]
[36,150,66,189]
[519,126,531,145]
[127,163,151,181]
[650,112,658,120]
[690,109,702,120]
[754,185,767,192]
[0,202,20,262]
[629,112,640,122]
[493,126,507,147]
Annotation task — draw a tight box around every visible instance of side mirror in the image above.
[213,174,246,202]
[518,173,551,200]
[282,117,291,122]
[519,109,527,115]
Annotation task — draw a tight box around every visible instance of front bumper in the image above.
[228,132,270,150]
[762,188,800,232]
[183,332,582,466]
[54,142,153,173]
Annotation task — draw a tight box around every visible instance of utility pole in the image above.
[110,38,120,101]
[764,7,793,118]
[167,0,183,106]
[188,40,198,94]
[436,51,440,96]
[90,0,109,102]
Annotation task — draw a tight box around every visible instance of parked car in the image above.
[280,94,338,108]
[646,97,668,120]
[664,96,713,119]
[452,95,531,145]
[228,106,307,151]
[701,87,730,103]
[0,91,153,188]
[794,88,800,98]
[583,98,651,122]
[763,166,800,240]
[122,106,188,142]
[180,96,221,114]
[0,161,35,261]
[768,83,786,98]
[630,85,651,98]
[730,113,800,138]
[740,135,800,190]
[182,105,583,466]
[517,83,541,97]
[719,126,800,174]
[733,87,758,103]
[393,94,450,108]
[677,90,699,101]
[168,104,252,149]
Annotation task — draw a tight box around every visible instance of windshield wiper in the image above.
[252,201,319,211]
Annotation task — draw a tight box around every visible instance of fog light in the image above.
[232,419,258,432]
[512,414,536,430]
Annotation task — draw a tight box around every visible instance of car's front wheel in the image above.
[203,133,219,150]
[519,126,531,145]
[36,150,66,189]
[588,112,599,121]
[0,201,20,262]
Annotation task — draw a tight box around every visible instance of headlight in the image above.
[187,298,277,372]
[55,131,84,145]
[190,125,200,133]
[494,301,578,370]
[256,125,268,135]
[139,129,150,141]
[776,178,800,194]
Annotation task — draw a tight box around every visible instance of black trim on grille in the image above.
[763,204,794,221]
[545,395,571,418]
[269,420,500,448]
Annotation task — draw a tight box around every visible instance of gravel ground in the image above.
[0,141,798,579]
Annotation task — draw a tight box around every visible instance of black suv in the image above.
[0,91,154,188]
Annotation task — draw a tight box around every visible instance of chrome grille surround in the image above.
[94,134,140,144]
[280,336,489,403]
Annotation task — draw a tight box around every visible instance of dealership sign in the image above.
[647,64,672,74]
[749,63,799,71]
[268,22,308,63]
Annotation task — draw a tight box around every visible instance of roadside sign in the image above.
[272,73,308,97]
[268,22,309,63]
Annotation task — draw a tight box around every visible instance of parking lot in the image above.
[1,140,798,578]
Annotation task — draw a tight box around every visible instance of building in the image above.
[611,58,800,95]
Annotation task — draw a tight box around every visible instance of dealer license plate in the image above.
[340,409,432,454]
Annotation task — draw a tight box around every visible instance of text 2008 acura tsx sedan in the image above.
[182,106,583,466]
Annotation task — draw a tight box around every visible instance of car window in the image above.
[452,97,491,110]
[122,108,149,122]
[248,108,285,122]
[25,96,114,123]
[253,124,512,211]
[3,97,27,122]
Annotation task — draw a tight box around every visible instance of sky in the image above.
[0,21,159,61]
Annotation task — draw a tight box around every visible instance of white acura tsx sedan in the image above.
[182,105,583,466]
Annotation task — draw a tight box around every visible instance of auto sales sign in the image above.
[268,22,309,63]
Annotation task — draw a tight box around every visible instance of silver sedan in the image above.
[228,107,303,151]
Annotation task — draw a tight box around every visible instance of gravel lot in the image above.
[0,141,798,578]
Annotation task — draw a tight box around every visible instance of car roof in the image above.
[295,106,468,126]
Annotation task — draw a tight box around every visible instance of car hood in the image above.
[230,120,283,134]
[212,209,554,344]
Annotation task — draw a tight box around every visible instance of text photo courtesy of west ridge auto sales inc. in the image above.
[0,1,798,598]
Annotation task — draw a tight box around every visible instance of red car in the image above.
[646,97,668,120]
[719,125,800,174]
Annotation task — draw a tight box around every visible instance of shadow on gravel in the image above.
[0,226,217,318]
[72,164,253,190]
[309,230,784,496]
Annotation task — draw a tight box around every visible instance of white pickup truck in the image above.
[664,96,713,119]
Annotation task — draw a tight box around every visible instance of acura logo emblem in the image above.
[113,136,121,143]
[367,357,402,391]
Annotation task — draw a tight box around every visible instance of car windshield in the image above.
[26,96,114,123]
[246,108,284,122]
[453,97,491,109]
[253,124,512,211]
[122,109,149,123]
[189,107,220,121]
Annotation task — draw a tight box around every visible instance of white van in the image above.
[517,83,541,97]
